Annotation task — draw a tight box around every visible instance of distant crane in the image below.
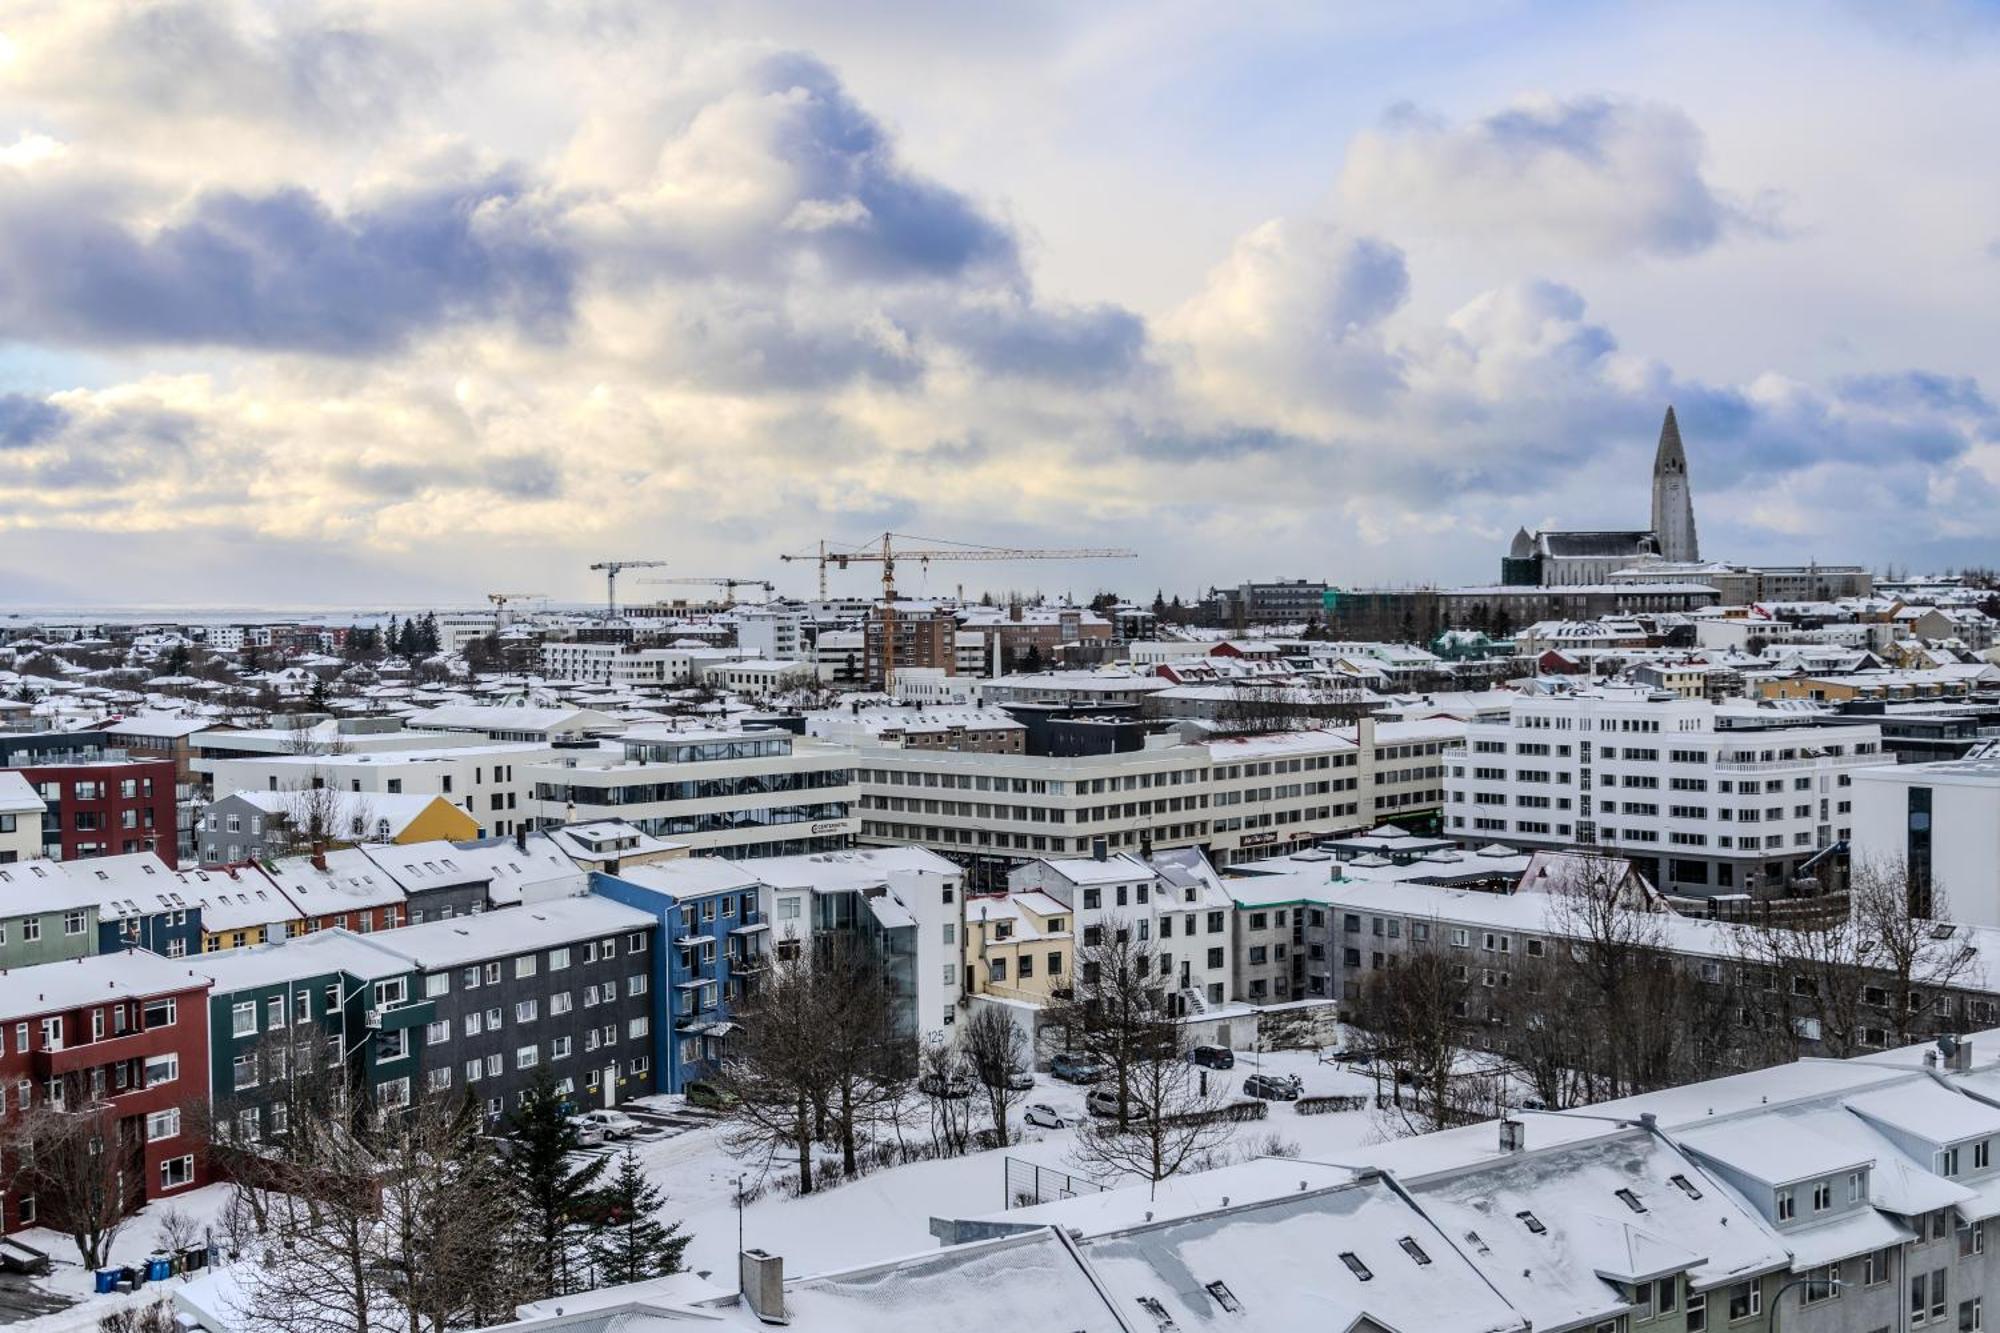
[485,592,543,629]
[587,560,669,618]
[635,576,777,607]
[779,534,1137,691]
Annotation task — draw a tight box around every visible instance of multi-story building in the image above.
[0,857,104,969]
[1445,690,1882,897]
[589,862,767,1093]
[963,892,1073,1004]
[18,757,179,866]
[102,717,211,864]
[369,896,660,1118]
[1007,849,1234,1013]
[855,718,1456,887]
[863,606,959,689]
[405,705,617,744]
[202,744,552,840]
[195,790,480,866]
[736,609,805,662]
[1206,579,1330,625]
[526,728,857,860]
[0,771,45,864]
[1852,755,2000,928]
[0,950,212,1234]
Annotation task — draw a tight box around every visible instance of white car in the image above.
[1022,1103,1067,1130]
[576,1109,640,1139]
[565,1116,607,1147]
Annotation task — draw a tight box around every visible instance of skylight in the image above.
[1338,1252,1373,1281]
[1399,1237,1432,1266]
[1616,1188,1647,1213]
[1517,1210,1547,1235]
[1203,1281,1241,1313]
[1670,1174,1703,1200]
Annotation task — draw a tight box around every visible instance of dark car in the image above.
[1051,1052,1108,1084]
[1187,1045,1235,1070]
[981,1067,1035,1092]
[919,1069,976,1099]
[685,1081,739,1110]
[1243,1073,1301,1101]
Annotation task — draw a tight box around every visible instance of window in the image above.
[1338,1252,1372,1281]
[1865,1247,1894,1286]
[1812,1179,1832,1211]
[1670,1173,1703,1200]
[1978,1140,1992,1171]
[231,1001,257,1037]
[1848,1170,1865,1203]
[146,1108,181,1141]
[426,1021,450,1046]
[1960,1218,1986,1258]
[1398,1237,1431,1265]
[1802,1263,1840,1304]
[516,1045,538,1070]
[515,955,536,979]
[1776,1189,1794,1221]
[515,1000,538,1023]
[1516,1210,1546,1235]
[425,973,450,998]
[1615,1188,1646,1214]
[1685,1290,1706,1332]
[1727,1281,1759,1321]
[145,1052,179,1086]
[1963,1298,1984,1332]
[159,1155,195,1190]
[1940,1146,1962,1177]
[549,946,570,970]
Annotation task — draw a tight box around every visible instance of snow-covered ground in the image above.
[8,1050,1404,1326]
[632,1049,1398,1280]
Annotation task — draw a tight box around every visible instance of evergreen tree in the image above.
[1151,589,1167,616]
[385,615,401,657]
[420,612,441,654]
[1018,643,1045,674]
[396,617,420,659]
[307,674,331,710]
[165,643,191,676]
[508,1068,611,1298]
[586,1149,690,1286]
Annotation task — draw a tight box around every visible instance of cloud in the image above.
[0,394,67,448]
[0,169,572,354]
[1337,96,1765,258]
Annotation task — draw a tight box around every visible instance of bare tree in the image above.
[918,1036,976,1156]
[815,943,907,1176]
[717,953,829,1194]
[1352,947,1475,1134]
[1043,921,1175,1131]
[273,780,375,857]
[1851,853,1979,1046]
[961,1006,1031,1148]
[1070,1026,1236,1190]
[0,1077,138,1267]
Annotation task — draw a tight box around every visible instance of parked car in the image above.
[919,1070,976,1099]
[1330,1047,1374,1064]
[685,1081,738,1111]
[1051,1052,1108,1084]
[1086,1086,1151,1119]
[1022,1103,1067,1130]
[1187,1044,1235,1070]
[575,1109,640,1138]
[1243,1073,1301,1101]
[981,1066,1036,1092]
[565,1117,607,1147]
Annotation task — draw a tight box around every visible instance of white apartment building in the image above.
[539,641,756,687]
[202,744,553,839]
[1008,849,1235,1013]
[855,718,1457,888]
[735,609,805,661]
[0,771,45,863]
[523,727,858,860]
[1852,756,2000,928]
[1446,689,1883,897]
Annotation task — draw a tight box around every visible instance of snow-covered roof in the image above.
[260,846,406,913]
[198,927,415,994]
[0,770,45,815]
[0,947,209,1017]
[368,895,654,970]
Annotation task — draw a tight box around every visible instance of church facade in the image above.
[1502,407,1700,587]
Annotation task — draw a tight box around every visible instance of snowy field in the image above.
[6,1050,1408,1325]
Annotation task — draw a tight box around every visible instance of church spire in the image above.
[1649,404,1699,563]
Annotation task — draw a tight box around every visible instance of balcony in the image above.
[365,1000,435,1032]
[33,1025,175,1077]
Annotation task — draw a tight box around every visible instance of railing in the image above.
[1003,1157,1108,1208]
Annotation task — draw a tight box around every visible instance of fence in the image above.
[1004,1157,1109,1209]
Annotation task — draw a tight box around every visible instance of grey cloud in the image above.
[0,395,68,448]
[0,172,572,355]
[921,299,1145,384]
[482,452,565,500]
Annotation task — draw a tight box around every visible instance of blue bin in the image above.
[147,1257,172,1282]
[94,1268,120,1295]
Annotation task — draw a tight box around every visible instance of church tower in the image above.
[1650,405,1699,563]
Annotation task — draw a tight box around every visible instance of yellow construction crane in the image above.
[587,559,669,618]
[635,576,777,607]
[779,533,1137,690]
[485,592,543,629]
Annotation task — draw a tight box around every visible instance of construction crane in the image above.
[635,576,777,607]
[779,533,1137,691]
[587,560,669,618]
[485,592,543,629]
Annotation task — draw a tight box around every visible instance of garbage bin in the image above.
[93,1268,120,1295]
[181,1244,208,1272]
[146,1255,172,1282]
[122,1264,144,1289]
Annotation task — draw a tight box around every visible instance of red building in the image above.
[19,758,180,868]
[0,950,213,1234]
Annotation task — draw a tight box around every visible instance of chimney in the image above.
[1941,1034,1973,1072]
[515,825,528,854]
[1092,836,1108,862]
[310,842,327,872]
[740,1249,787,1324]
[1356,713,1376,756]
[1499,1118,1526,1153]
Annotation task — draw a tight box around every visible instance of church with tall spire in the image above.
[1502,407,1702,586]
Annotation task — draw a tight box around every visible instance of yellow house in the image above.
[964,891,1074,1002]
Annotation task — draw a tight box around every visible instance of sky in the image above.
[1,0,1998,608]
